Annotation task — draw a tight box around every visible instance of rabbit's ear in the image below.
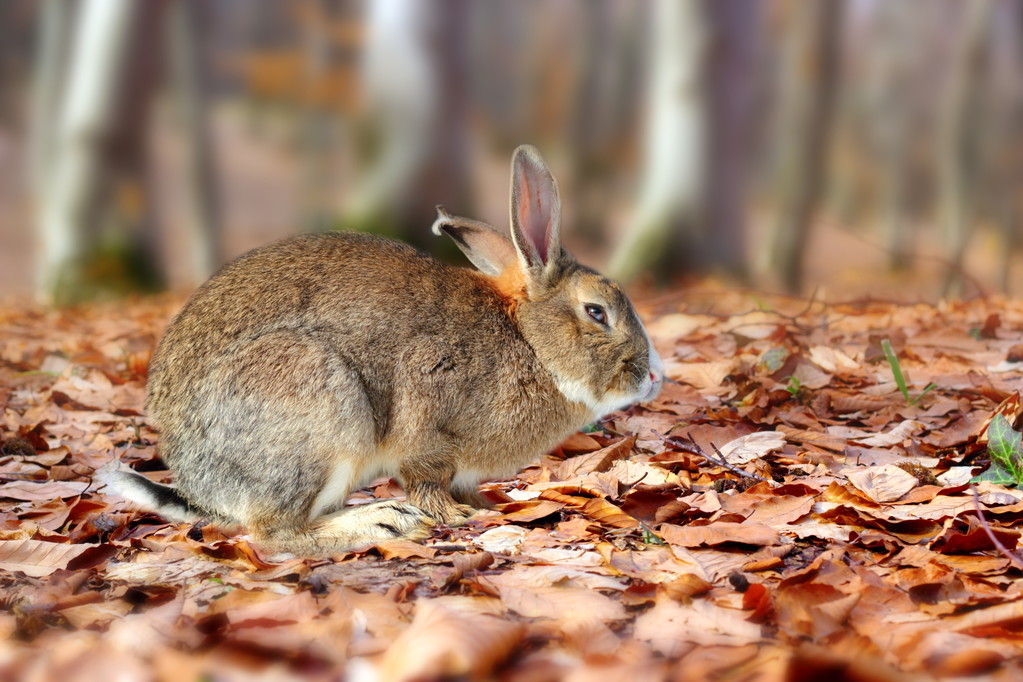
[431,206,517,276]
[510,145,563,274]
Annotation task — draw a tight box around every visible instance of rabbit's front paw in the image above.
[409,491,478,527]
[442,503,479,527]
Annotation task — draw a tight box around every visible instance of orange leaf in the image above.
[580,498,639,529]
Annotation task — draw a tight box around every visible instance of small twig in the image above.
[655,431,768,483]
[971,484,1023,571]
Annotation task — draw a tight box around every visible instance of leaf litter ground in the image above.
[2,288,1023,681]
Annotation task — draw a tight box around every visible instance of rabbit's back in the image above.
[147,232,533,443]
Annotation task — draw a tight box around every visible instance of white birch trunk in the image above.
[609,0,706,283]
[36,0,140,303]
[344,0,437,223]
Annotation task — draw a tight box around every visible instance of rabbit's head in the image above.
[433,145,663,418]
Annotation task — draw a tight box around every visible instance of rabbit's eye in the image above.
[584,304,608,325]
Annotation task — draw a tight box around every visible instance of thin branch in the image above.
[656,431,768,483]
[970,484,1023,571]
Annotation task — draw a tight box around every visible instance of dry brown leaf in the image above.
[647,313,717,340]
[60,599,134,629]
[225,590,321,626]
[808,346,859,373]
[378,600,525,682]
[494,499,565,523]
[472,525,528,554]
[496,584,628,621]
[374,539,439,560]
[580,498,639,529]
[667,358,740,390]
[846,464,920,503]
[487,565,625,592]
[634,596,763,654]
[556,437,635,479]
[776,425,847,453]
[850,420,924,447]
[605,459,677,486]
[0,539,95,577]
[717,431,786,464]
[659,522,782,548]
[1,480,90,501]
[791,359,833,389]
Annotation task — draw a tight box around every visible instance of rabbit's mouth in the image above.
[640,371,663,403]
[640,341,665,403]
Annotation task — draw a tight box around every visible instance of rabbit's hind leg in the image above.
[249,500,436,556]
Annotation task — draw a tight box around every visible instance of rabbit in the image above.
[109,145,663,556]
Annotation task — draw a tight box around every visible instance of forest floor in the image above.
[2,287,1023,682]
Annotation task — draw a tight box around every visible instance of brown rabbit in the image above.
[109,146,663,555]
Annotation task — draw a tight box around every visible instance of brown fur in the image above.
[114,146,662,556]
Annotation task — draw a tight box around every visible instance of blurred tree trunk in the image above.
[939,0,993,296]
[611,0,757,284]
[169,0,222,283]
[567,0,644,246]
[609,0,705,284]
[37,0,143,302]
[701,0,758,277]
[297,0,339,234]
[868,1,916,270]
[765,0,843,292]
[998,0,1023,293]
[30,0,72,194]
[36,0,166,304]
[342,0,472,250]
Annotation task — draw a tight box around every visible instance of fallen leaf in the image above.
[1,480,90,501]
[0,539,95,577]
[472,525,528,554]
[659,522,782,548]
[850,420,924,447]
[378,600,525,682]
[496,584,628,621]
[717,431,787,464]
[847,464,920,503]
[634,596,763,654]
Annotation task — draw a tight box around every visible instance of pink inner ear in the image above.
[516,165,553,264]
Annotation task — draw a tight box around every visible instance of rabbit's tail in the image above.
[104,469,202,523]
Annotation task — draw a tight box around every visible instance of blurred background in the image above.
[0,0,1021,304]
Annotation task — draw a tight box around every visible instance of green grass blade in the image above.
[881,339,910,403]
